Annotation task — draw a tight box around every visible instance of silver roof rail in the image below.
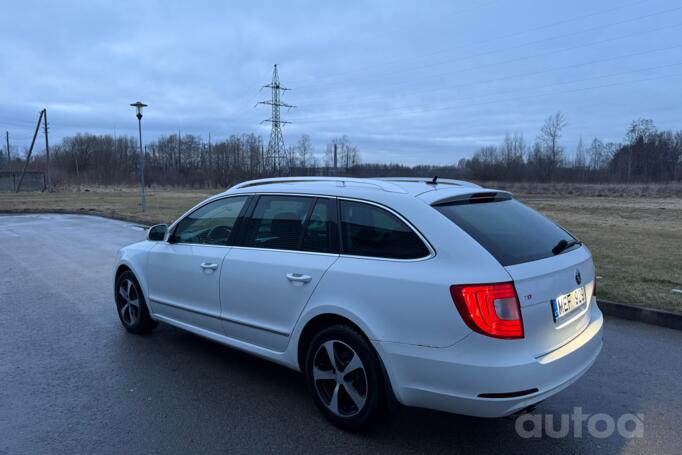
[230,176,408,193]
[375,177,481,188]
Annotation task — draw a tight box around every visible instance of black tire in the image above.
[304,325,386,431]
[115,271,157,334]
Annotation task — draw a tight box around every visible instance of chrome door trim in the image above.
[229,245,339,257]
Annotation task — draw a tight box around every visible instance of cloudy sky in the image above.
[1,0,680,165]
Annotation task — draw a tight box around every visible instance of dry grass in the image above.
[0,186,212,225]
[1,184,680,313]
[519,195,681,313]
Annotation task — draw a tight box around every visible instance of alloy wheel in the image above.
[117,278,140,326]
[312,340,368,417]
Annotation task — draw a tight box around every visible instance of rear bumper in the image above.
[376,300,603,417]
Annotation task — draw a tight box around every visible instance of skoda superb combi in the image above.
[113,177,603,430]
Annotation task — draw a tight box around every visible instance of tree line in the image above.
[458,114,682,182]
[0,132,361,187]
[2,113,680,187]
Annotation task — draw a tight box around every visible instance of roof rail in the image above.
[230,176,408,193]
[375,177,481,188]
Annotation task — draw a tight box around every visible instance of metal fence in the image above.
[0,171,46,192]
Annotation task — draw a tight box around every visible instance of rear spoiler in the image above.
[431,191,512,207]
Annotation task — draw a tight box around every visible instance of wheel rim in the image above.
[312,340,368,417]
[117,278,140,326]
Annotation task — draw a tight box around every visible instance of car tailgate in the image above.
[505,247,596,357]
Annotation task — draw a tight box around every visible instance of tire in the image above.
[115,271,157,334]
[304,325,386,431]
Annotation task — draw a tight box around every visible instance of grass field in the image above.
[521,195,681,313]
[1,184,680,313]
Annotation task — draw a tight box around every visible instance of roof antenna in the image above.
[429,176,438,185]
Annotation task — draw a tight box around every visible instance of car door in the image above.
[220,195,339,351]
[147,195,250,334]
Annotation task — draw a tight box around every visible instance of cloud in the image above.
[0,0,680,163]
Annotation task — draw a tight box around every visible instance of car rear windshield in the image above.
[434,196,577,266]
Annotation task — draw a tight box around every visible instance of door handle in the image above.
[286,273,312,283]
[201,262,219,270]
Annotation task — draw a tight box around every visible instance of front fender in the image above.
[113,241,155,315]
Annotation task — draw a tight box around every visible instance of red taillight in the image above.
[450,282,524,339]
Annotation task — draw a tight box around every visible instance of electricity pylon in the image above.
[257,64,294,175]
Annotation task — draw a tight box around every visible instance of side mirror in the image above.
[147,224,168,241]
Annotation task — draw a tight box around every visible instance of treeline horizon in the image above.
[1,113,680,187]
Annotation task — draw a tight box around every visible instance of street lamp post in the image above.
[130,101,148,212]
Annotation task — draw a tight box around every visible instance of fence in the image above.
[0,171,46,192]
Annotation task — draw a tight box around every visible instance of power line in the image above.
[301,4,682,102]
[303,70,682,126]
[257,64,294,174]
[297,68,682,125]
[355,0,501,45]
[0,118,41,128]
[295,19,682,107]
[565,104,681,132]
[295,0,657,89]
[295,42,682,117]
[296,58,682,123]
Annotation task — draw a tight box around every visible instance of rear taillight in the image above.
[450,282,524,339]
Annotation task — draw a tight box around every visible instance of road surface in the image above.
[1,214,680,454]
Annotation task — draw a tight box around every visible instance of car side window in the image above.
[172,196,248,246]
[301,198,338,254]
[339,200,430,260]
[243,195,314,251]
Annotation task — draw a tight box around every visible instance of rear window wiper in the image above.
[552,239,582,255]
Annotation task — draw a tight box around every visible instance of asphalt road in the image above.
[1,214,681,454]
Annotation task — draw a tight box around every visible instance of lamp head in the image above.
[130,101,148,119]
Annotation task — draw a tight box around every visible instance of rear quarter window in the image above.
[434,197,576,266]
[339,200,430,260]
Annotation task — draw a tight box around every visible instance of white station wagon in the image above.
[113,177,603,430]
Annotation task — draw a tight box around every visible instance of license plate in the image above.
[551,287,586,322]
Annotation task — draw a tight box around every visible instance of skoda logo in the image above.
[575,270,582,285]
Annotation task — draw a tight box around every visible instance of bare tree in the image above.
[286,145,297,170]
[478,145,499,166]
[327,136,361,173]
[500,132,525,179]
[588,138,605,171]
[537,111,568,180]
[574,136,587,181]
[626,118,656,144]
[296,135,313,169]
[574,137,586,167]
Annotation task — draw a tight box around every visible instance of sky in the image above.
[1,0,681,165]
